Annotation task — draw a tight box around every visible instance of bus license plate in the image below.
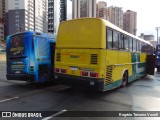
[70,67,78,71]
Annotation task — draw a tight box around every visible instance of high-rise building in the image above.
[0,0,5,21]
[5,0,48,36]
[96,1,108,20]
[0,0,2,18]
[48,0,67,34]
[108,6,123,29]
[80,0,96,18]
[72,0,96,19]
[0,19,4,40]
[0,0,5,40]
[123,10,137,35]
[48,0,54,33]
[60,0,67,22]
[72,0,80,18]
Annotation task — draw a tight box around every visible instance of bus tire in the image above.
[121,71,128,88]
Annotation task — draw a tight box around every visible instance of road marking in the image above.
[0,97,19,103]
[42,109,67,120]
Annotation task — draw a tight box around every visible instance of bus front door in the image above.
[146,55,156,75]
[34,36,50,82]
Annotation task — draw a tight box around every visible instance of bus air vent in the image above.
[105,65,113,85]
[90,54,98,64]
[56,53,61,61]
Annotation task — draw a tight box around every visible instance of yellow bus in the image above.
[54,18,155,91]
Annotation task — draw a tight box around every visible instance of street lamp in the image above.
[155,27,160,44]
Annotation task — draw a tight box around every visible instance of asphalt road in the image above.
[0,62,160,120]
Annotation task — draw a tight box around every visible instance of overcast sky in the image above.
[103,0,160,40]
[67,0,160,40]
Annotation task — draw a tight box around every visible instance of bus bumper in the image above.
[55,73,104,91]
[6,74,34,81]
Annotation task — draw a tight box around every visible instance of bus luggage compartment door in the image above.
[146,55,156,75]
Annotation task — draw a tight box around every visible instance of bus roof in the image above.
[57,18,153,49]
[7,31,56,40]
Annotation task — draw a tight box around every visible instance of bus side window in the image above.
[129,37,133,51]
[137,41,141,52]
[124,35,129,50]
[113,30,119,49]
[119,33,124,49]
[107,29,113,49]
[141,42,145,52]
[133,39,137,51]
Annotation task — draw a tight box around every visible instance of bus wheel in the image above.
[121,71,128,88]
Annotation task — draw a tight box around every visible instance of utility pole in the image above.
[156,27,160,44]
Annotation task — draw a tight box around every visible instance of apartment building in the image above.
[108,6,123,29]
[123,10,137,35]
[5,0,48,36]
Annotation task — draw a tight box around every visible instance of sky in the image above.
[102,0,160,40]
[67,0,160,40]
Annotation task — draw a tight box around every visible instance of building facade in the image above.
[48,0,67,34]
[0,19,4,40]
[72,0,96,19]
[5,0,48,36]
[96,1,108,20]
[123,10,137,35]
[0,0,5,40]
[139,33,155,41]
[0,0,5,21]
[108,6,123,29]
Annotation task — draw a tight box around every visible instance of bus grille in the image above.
[90,54,98,64]
[105,65,114,85]
[56,53,61,61]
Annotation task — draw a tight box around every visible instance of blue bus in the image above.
[155,44,160,71]
[6,31,56,82]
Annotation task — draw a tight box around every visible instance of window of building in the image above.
[15,15,19,18]
[15,3,19,5]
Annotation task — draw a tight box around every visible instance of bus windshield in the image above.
[9,34,25,57]
[156,45,160,56]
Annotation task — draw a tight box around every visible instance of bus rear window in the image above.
[9,34,25,57]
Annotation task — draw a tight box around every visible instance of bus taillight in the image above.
[54,68,60,73]
[61,69,67,74]
[90,72,99,78]
[81,71,89,77]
